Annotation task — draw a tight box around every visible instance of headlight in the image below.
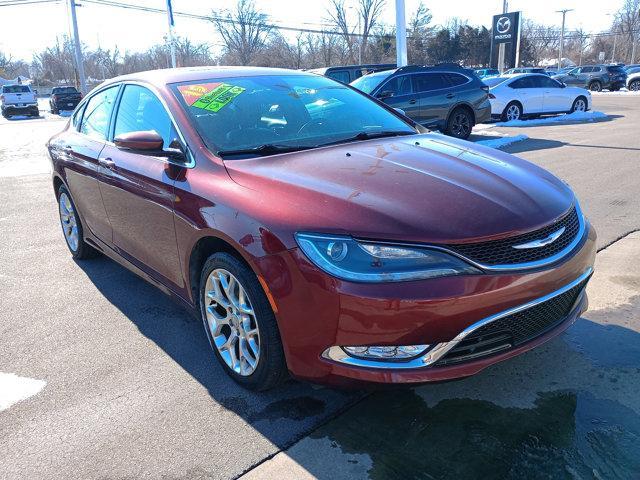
[295,233,480,283]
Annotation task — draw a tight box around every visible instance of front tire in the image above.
[57,185,98,259]
[570,96,588,113]
[445,107,473,139]
[501,102,522,122]
[199,252,288,391]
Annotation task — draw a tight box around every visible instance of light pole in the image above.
[68,0,87,94]
[395,0,407,67]
[165,0,177,68]
[556,9,573,69]
[497,0,508,73]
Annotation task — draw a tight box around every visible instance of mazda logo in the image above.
[496,16,511,34]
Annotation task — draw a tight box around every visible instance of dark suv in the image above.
[49,86,82,114]
[553,65,627,92]
[350,65,491,139]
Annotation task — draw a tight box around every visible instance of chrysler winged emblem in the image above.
[512,227,565,250]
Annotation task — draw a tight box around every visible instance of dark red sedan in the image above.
[47,67,596,390]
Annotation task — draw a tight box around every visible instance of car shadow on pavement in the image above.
[75,256,360,451]
[279,298,640,480]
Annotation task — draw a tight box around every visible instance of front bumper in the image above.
[256,221,596,386]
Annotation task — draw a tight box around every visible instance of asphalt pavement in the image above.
[1,96,639,480]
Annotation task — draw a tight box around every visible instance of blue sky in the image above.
[0,0,622,61]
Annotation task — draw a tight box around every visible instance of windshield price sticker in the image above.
[189,83,246,112]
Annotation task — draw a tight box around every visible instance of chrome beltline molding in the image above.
[322,267,593,370]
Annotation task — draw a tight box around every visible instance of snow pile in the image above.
[591,88,640,96]
[475,134,528,149]
[0,372,46,412]
[495,110,608,127]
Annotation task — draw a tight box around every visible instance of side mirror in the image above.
[114,130,164,151]
[377,90,394,99]
[394,107,406,116]
[114,130,187,162]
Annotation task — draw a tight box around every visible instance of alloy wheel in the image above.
[204,268,260,376]
[59,192,79,252]
[573,99,586,112]
[451,112,471,138]
[506,104,521,121]
[589,82,602,92]
[630,80,640,91]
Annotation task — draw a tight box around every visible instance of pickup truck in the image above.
[50,86,82,114]
[0,84,39,118]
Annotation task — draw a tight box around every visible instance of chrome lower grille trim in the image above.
[321,267,593,370]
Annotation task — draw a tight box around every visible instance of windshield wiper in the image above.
[217,144,313,158]
[320,130,415,147]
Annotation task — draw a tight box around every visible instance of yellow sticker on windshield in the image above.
[191,83,245,112]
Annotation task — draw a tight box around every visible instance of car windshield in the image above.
[483,77,509,88]
[2,85,30,93]
[54,87,78,94]
[172,74,415,158]
[350,70,393,94]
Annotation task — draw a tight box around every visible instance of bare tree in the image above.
[407,1,433,64]
[211,0,271,66]
[357,0,386,63]
[326,0,356,63]
[615,0,640,63]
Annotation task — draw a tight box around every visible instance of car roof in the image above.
[100,66,310,88]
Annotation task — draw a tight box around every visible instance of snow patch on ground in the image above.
[0,372,46,412]
[475,134,528,149]
[494,110,608,127]
[591,88,640,96]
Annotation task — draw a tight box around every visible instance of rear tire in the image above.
[589,81,602,92]
[629,80,640,91]
[445,107,473,139]
[57,185,98,260]
[501,101,522,122]
[199,252,288,391]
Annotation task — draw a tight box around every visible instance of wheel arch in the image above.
[187,234,258,308]
[503,99,524,116]
[447,102,476,126]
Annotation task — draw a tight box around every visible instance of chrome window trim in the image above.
[354,202,587,272]
[322,267,593,370]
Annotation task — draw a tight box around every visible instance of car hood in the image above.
[224,134,575,247]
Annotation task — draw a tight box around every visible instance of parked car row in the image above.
[347,64,593,135]
[552,64,627,92]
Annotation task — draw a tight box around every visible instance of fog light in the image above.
[342,344,430,360]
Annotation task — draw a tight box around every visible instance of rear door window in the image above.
[413,73,448,92]
[79,86,119,141]
[509,77,533,89]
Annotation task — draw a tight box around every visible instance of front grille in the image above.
[445,206,581,266]
[434,276,590,366]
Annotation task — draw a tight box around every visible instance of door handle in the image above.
[445,93,455,99]
[408,99,417,104]
[98,157,115,169]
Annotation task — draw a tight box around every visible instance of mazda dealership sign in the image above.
[492,12,520,44]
